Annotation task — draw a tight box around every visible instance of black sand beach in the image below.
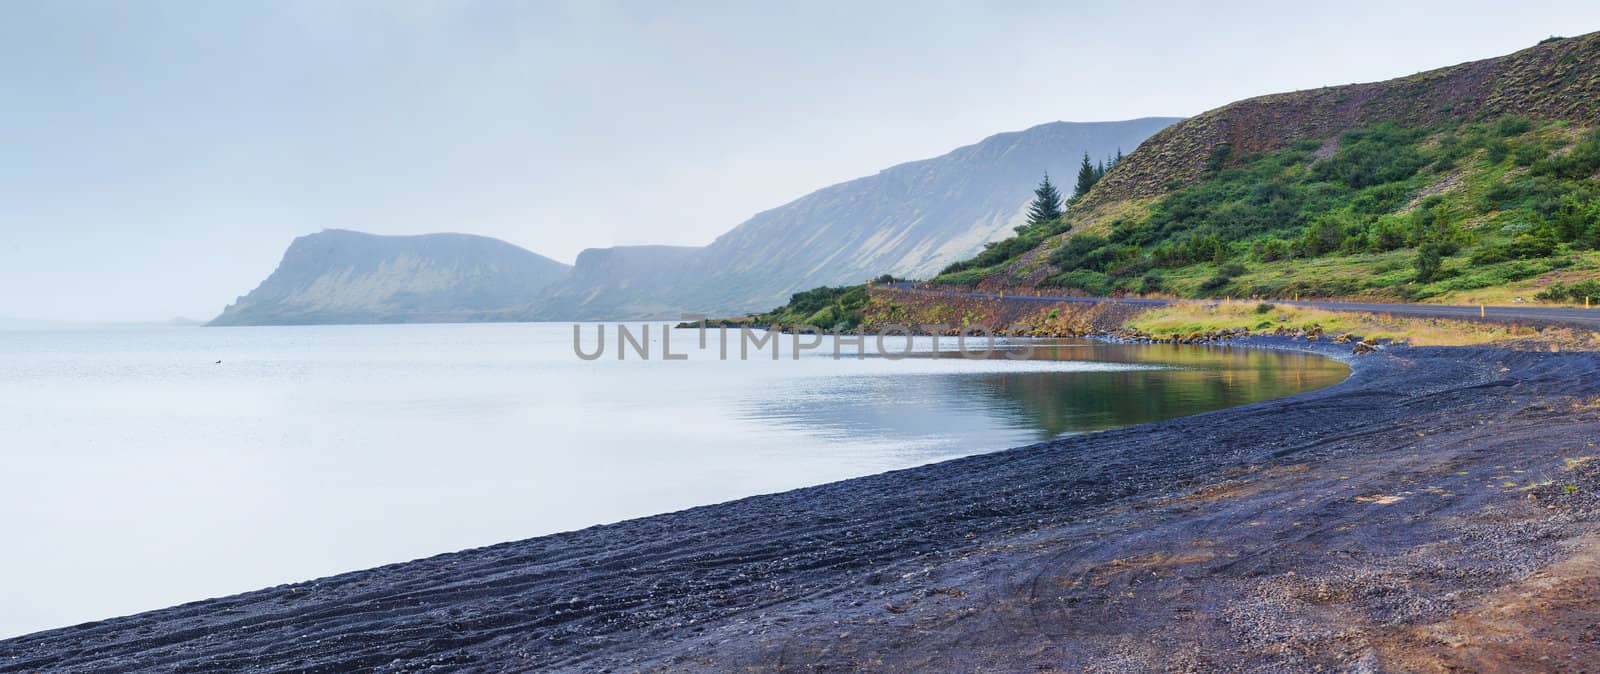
[4,339,1599,672]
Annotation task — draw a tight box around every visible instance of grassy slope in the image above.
[934,118,1600,306]
[1126,300,1600,348]
[745,34,1600,328]
[929,33,1600,307]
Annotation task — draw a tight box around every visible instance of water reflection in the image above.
[741,340,1349,454]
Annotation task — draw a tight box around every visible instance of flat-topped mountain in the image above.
[209,230,570,325]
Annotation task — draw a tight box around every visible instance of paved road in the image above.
[879,283,1600,331]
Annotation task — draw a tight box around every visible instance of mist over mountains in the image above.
[212,119,1177,325]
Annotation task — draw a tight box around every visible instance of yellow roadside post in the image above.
[1481,305,1486,318]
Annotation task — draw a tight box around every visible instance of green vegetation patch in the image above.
[746,284,871,331]
[1014,119,1600,301]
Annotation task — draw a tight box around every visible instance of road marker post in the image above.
[1481,305,1486,318]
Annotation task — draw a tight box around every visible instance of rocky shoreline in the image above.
[4,339,1599,672]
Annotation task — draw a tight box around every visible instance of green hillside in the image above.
[928,32,1600,305]
[937,118,1600,304]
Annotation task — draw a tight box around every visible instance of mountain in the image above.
[532,245,701,319]
[209,229,571,325]
[928,33,1600,305]
[214,119,1180,324]
[532,119,1179,319]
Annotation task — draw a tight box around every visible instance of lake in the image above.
[0,323,1348,637]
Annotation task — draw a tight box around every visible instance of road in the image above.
[878,282,1600,331]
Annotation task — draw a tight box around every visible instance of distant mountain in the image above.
[209,229,570,325]
[536,118,1179,318]
[215,119,1179,324]
[531,245,701,319]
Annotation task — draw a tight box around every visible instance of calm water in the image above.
[0,323,1347,637]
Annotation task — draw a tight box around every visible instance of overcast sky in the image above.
[3,1,1598,321]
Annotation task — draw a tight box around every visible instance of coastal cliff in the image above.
[209,230,570,325]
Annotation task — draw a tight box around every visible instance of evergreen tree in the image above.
[1026,172,1064,227]
[1072,153,1098,200]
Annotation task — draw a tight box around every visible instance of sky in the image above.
[3,1,1599,321]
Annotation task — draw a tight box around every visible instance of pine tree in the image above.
[1072,153,1098,200]
[1026,172,1064,227]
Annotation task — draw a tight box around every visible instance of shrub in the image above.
[942,235,1040,275]
[932,267,991,286]
[754,285,871,328]
[1553,194,1600,244]
[1252,238,1293,262]
[1041,269,1112,295]
[1299,214,1349,257]
[1197,275,1233,295]
[1469,233,1557,265]
[1368,215,1411,251]
[1311,124,1428,188]
[1254,303,1276,315]
[1106,255,1151,279]
[1414,242,1447,282]
[1205,143,1234,174]
[1531,131,1600,180]
[1495,116,1533,137]
[1292,138,1323,152]
[1536,279,1600,303]
[1137,272,1165,294]
[1512,142,1549,167]
[1350,182,1411,215]
[1408,203,1464,252]
[1512,232,1560,258]
[1047,235,1110,270]
[1485,138,1510,164]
